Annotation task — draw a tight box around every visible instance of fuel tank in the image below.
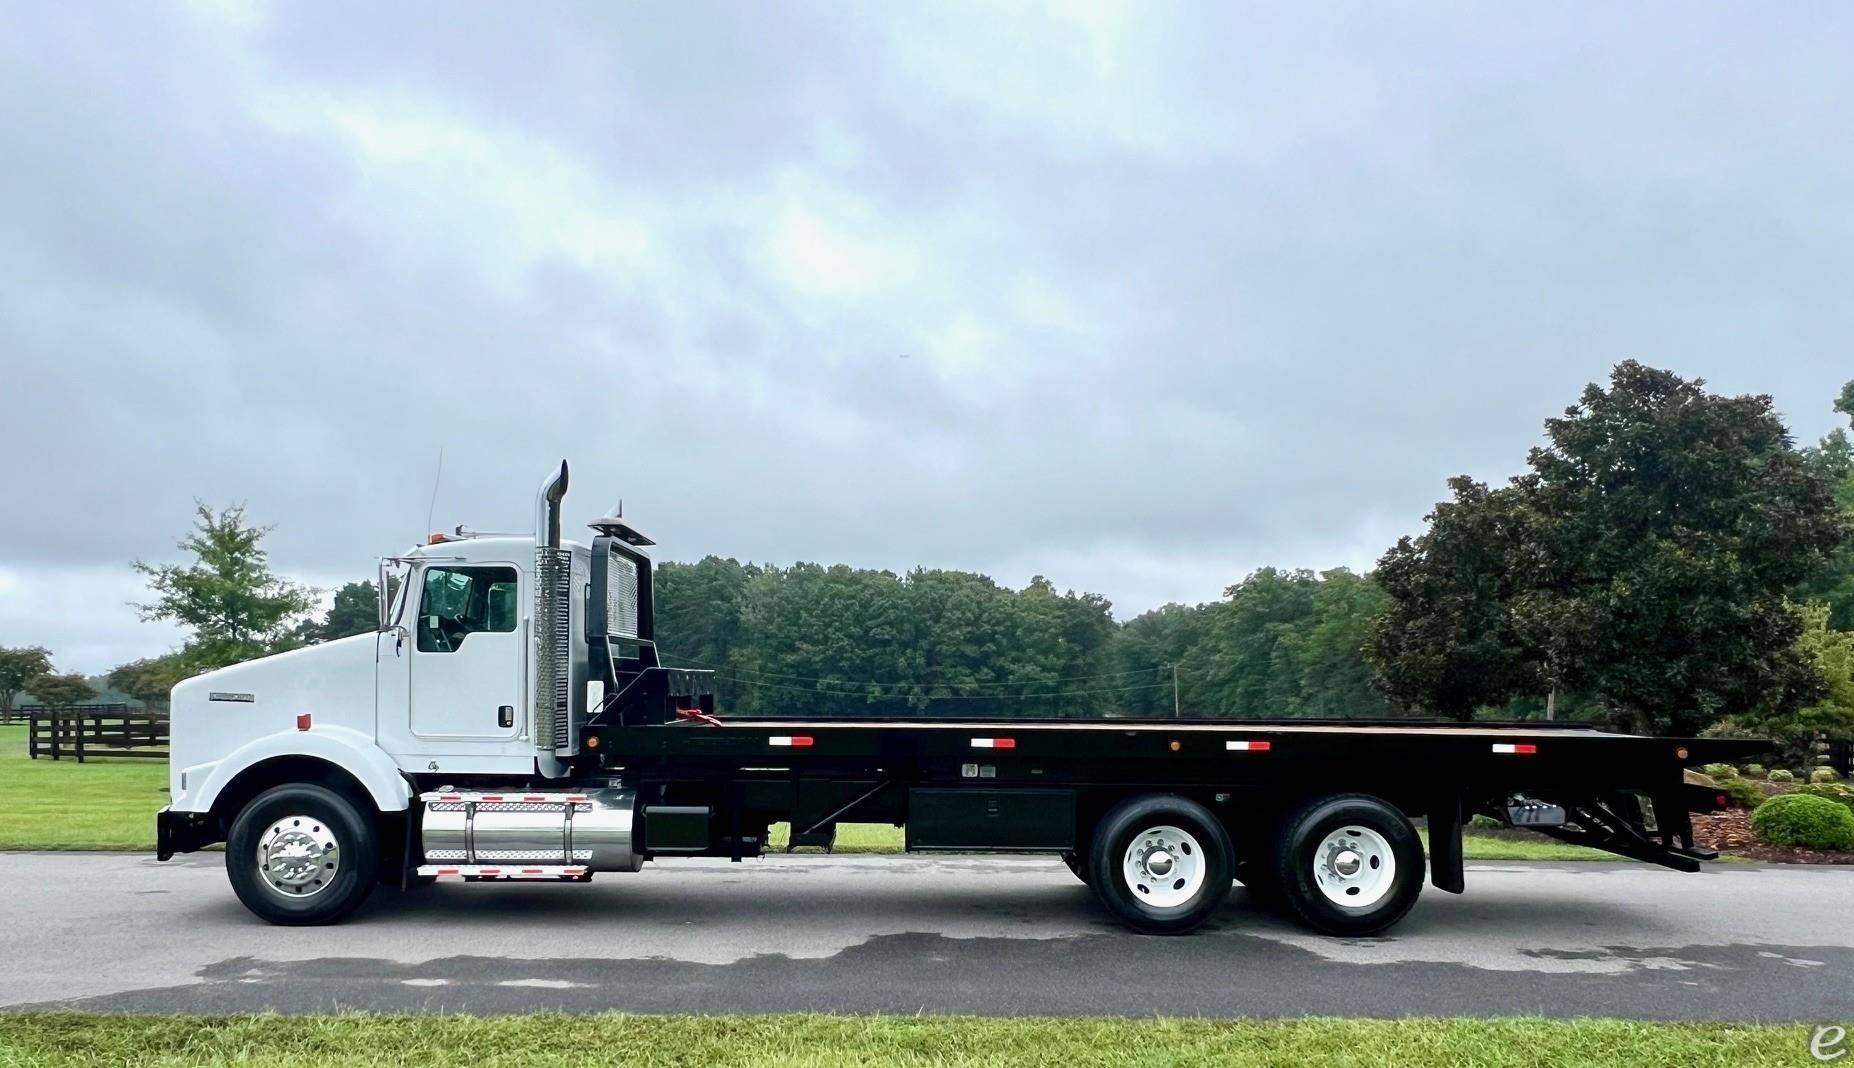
[419,787,643,872]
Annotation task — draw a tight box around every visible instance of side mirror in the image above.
[377,560,394,631]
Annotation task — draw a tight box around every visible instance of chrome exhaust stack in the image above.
[533,460,576,756]
[535,460,569,549]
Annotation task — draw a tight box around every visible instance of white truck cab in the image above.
[157,462,684,922]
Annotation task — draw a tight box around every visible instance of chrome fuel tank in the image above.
[420,788,642,872]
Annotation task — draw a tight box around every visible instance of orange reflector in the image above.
[585,735,600,748]
[1675,746,1689,760]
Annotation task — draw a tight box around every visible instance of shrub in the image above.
[1797,783,1854,814]
[1768,769,1795,783]
[1467,814,1504,830]
[1741,764,1767,779]
[1718,779,1767,811]
[1701,763,1738,779]
[1811,767,1842,784]
[1750,794,1854,851]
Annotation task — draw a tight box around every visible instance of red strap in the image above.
[675,707,722,727]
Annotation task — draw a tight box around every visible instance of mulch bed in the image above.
[1690,809,1854,864]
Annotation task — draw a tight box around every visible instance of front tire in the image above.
[1087,795,1233,934]
[1272,793,1422,936]
[226,783,380,926]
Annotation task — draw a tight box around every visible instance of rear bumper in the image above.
[155,807,217,861]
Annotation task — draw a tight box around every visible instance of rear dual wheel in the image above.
[1088,795,1233,935]
[1270,794,1423,936]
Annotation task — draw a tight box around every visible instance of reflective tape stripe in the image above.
[769,736,814,747]
[1225,740,1272,752]
[1492,743,1538,755]
[970,738,1016,749]
[418,864,589,879]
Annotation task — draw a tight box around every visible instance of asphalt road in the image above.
[3,851,1850,1019]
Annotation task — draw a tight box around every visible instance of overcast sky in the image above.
[4,3,1852,675]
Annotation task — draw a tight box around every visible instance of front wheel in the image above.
[226,783,380,925]
[1087,795,1233,934]
[1271,793,1423,936]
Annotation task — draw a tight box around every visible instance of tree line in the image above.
[4,364,1850,757]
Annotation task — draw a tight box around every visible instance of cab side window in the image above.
[416,566,518,652]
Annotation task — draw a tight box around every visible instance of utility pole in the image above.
[1171,664,1181,719]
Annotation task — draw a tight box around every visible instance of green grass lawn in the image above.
[0,725,169,850]
[0,722,1617,862]
[0,1014,1813,1067]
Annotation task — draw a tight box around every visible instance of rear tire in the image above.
[1087,795,1232,934]
[226,783,380,926]
[1272,793,1422,936]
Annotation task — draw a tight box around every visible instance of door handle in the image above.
[498,705,515,728]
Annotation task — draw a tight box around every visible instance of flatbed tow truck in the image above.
[157,463,1762,935]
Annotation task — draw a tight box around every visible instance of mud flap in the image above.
[1427,792,1465,894]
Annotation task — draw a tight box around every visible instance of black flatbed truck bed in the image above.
[591,715,1764,888]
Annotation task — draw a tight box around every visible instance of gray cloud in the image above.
[3,3,1852,673]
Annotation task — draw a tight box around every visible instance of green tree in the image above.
[1371,362,1847,733]
[655,557,759,670]
[1729,602,1854,765]
[0,646,53,720]
[1110,603,1215,717]
[1174,568,1395,719]
[1795,380,1854,629]
[318,581,386,641]
[1294,570,1398,718]
[1517,362,1846,734]
[25,672,97,708]
[1366,478,1545,719]
[106,654,189,711]
[133,503,317,672]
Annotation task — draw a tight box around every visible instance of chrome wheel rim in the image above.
[1311,825,1394,908]
[258,814,341,898]
[1121,824,1206,908]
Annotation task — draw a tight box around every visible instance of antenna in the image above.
[424,446,445,536]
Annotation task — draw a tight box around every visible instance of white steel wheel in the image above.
[1121,824,1207,909]
[1309,824,1394,909]
[1272,794,1423,937]
[257,814,342,898]
[1089,795,1233,934]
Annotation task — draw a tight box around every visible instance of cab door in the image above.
[405,563,525,741]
